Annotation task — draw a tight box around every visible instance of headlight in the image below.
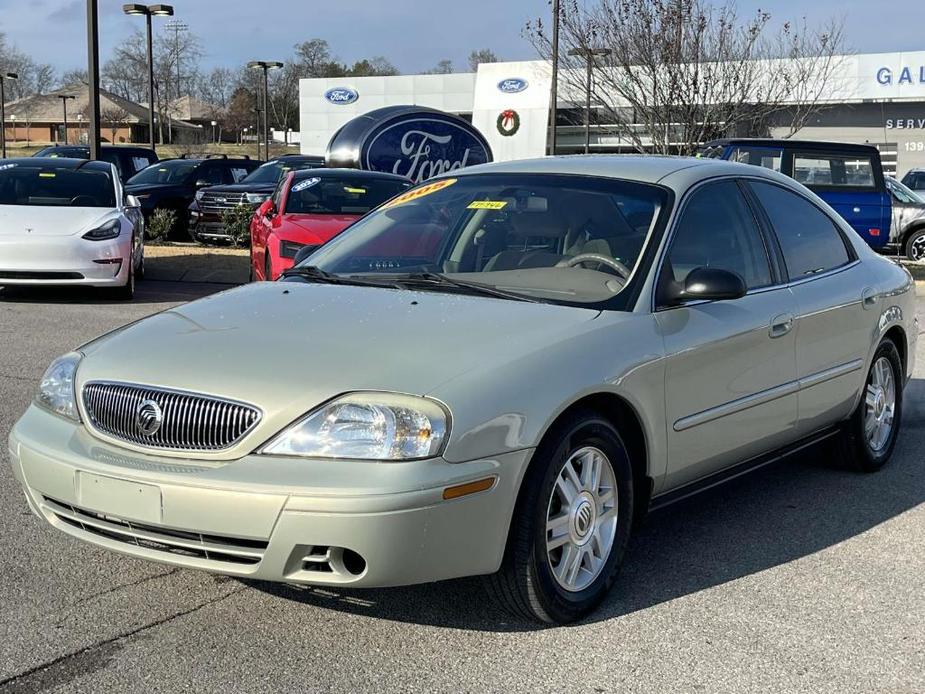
[82,218,121,241]
[194,190,206,201]
[279,240,306,259]
[261,393,448,460]
[246,193,269,204]
[35,352,82,421]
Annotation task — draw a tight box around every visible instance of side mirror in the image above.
[257,199,275,218]
[662,267,747,307]
[292,244,320,266]
[125,194,141,208]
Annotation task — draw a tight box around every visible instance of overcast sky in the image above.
[0,0,922,76]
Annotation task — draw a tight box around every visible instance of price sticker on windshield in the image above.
[467,200,507,210]
[292,177,321,192]
[381,178,457,210]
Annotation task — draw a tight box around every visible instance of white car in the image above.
[0,157,144,299]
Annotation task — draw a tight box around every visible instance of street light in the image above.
[548,0,560,156]
[123,3,174,152]
[57,95,76,144]
[211,119,217,144]
[247,60,283,161]
[0,72,19,159]
[568,47,612,154]
[9,114,16,147]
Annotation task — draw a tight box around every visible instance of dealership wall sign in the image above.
[876,65,925,86]
[886,118,925,129]
[324,87,359,105]
[497,78,529,94]
[325,105,493,183]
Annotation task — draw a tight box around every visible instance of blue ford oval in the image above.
[324,87,359,105]
[497,78,529,94]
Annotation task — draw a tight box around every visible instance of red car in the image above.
[250,169,411,281]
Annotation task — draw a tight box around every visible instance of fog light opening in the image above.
[341,548,367,576]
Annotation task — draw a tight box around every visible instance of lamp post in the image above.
[86,0,101,159]
[57,95,76,144]
[9,114,16,146]
[568,47,612,154]
[247,60,283,161]
[548,0,560,156]
[211,119,217,144]
[77,113,84,144]
[0,72,18,159]
[123,3,174,152]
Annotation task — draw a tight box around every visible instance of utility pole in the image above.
[548,0,561,156]
[86,0,102,159]
[164,19,187,143]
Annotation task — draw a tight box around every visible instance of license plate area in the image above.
[77,472,162,524]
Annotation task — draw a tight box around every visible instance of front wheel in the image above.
[836,339,903,472]
[484,410,634,623]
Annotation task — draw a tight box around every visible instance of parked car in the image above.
[9,156,916,624]
[125,155,260,239]
[885,177,925,261]
[32,144,157,182]
[701,139,892,250]
[251,168,411,281]
[0,157,144,299]
[188,155,325,243]
[901,168,925,192]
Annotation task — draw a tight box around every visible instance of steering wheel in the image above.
[558,253,631,279]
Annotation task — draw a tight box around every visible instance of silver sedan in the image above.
[9,156,917,623]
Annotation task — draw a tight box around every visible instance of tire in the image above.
[136,249,145,281]
[264,253,273,282]
[484,409,634,624]
[108,258,135,301]
[835,339,903,472]
[903,227,925,262]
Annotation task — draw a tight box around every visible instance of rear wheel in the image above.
[835,339,903,472]
[484,410,633,623]
[904,228,925,262]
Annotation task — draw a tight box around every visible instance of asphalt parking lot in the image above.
[1,280,923,694]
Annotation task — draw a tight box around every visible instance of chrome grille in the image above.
[198,191,250,213]
[83,382,261,451]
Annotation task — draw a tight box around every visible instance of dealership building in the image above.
[299,50,925,178]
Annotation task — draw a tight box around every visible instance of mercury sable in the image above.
[9,156,917,623]
[0,158,144,299]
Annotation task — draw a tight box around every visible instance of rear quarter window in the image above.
[793,153,876,189]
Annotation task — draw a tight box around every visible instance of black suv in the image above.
[188,154,324,243]
[32,144,158,182]
[124,155,261,239]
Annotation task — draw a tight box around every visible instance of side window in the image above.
[793,153,875,188]
[229,166,250,183]
[728,146,782,172]
[749,181,851,278]
[131,156,153,175]
[664,181,772,291]
[200,163,226,185]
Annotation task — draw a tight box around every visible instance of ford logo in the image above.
[326,106,493,184]
[324,87,359,105]
[497,78,528,94]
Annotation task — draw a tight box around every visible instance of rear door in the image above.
[790,150,890,249]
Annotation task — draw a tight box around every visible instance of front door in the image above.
[655,180,799,490]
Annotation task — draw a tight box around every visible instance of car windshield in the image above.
[128,160,198,185]
[0,164,115,207]
[285,175,410,215]
[302,173,668,305]
[37,147,87,158]
[245,159,320,184]
[886,177,925,204]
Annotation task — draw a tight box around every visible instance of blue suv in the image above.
[701,139,892,250]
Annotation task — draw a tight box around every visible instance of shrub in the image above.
[221,204,255,248]
[146,208,175,243]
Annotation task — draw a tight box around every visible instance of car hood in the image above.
[76,281,600,458]
[124,183,185,196]
[200,182,277,195]
[280,213,358,240]
[0,205,116,237]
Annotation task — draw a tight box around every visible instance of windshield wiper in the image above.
[386,272,540,303]
[280,265,401,288]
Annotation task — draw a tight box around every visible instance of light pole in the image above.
[76,113,84,143]
[57,95,76,144]
[247,60,283,161]
[211,119,217,144]
[0,72,18,159]
[568,47,611,154]
[548,0,560,156]
[9,114,16,146]
[123,3,174,152]
[86,0,101,159]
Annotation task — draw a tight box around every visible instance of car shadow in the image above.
[0,279,234,306]
[247,377,925,632]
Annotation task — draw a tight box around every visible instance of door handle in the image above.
[769,313,794,338]
[861,287,878,310]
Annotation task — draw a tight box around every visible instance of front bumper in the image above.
[0,235,130,286]
[8,405,530,587]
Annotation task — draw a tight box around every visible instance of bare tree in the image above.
[526,0,848,155]
[0,32,56,99]
[60,69,89,87]
[101,105,131,143]
[426,59,455,74]
[468,48,500,71]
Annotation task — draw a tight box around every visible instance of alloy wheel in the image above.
[864,356,896,452]
[910,234,925,262]
[545,446,618,592]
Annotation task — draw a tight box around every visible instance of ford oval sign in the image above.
[325,106,492,184]
[324,87,359,105]
[497,78,528,94]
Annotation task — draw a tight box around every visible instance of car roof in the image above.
[5,157,114,173]
[447,154,770,186]
[290,167,409,182]
[705,138,882,155]
[38,144,155,153]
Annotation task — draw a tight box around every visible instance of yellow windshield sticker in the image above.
[39,172,56,178]
[344,187,367,194]
[381,178,456,210]
[467,200,507,210]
